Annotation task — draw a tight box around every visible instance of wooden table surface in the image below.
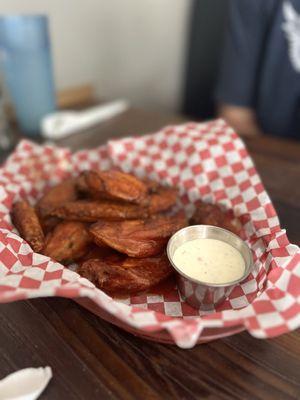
[1,108,300,400]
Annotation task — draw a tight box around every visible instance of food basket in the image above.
[0,119,299,348]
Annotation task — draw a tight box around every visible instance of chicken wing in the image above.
[148,186,178,214]
[89,212,187,257]
[76,170,148,204]
[36,178,77,218]
[190,201,241,235]
[40,216,61,234]
[143,178,160,193]
[77,244,120,264]
[43,221,91,264]
[78,252,173,295]
[49,200,149,222]
[11,200,45,253]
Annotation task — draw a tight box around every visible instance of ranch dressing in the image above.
[173,238,245,284]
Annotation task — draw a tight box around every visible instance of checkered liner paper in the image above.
[0,119,299,348]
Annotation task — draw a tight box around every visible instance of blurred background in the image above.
[1,0,192,112]
[1,0,299,152]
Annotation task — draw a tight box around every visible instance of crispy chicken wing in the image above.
[49,200,149,222]
[40,216,61,234]
[190,201,241,235]
[89,212,187,257]
[12,200,44,252]
[78,244,119,264]
[36,179,77,218]
[43,221,91,263]
[78,252,173,295]
[148,186,178,214]
[76,170,148,204]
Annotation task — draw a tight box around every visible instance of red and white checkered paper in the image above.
[0,119,299,348]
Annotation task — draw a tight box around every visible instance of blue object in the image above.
[0,15,56,136]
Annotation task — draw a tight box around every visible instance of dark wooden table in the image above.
[1,108,300,399]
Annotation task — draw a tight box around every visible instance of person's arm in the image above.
[216,0,271,136]
[218,104,264,136]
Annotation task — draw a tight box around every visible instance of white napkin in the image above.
[0,367,52,400]
[41,99,129,139]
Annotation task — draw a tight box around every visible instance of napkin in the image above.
[0,367,52,400]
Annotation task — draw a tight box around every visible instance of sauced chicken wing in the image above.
[36,179,77,218]
[78,253,173,295]
[76,170,148,204]
[148,186,178,214]
[12,200,44,252]
[89,212,187,258]
[190,201,241,235]
[43,221,91,263]
[49,200,149,222]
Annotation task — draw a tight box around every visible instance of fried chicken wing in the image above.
[40,216,61,234]
[36,179,77,218]
[43,221,91,263]
[89,212,187,257]
[190,201,241,235]
[78,244,120,265]
[49,200,149,222]
[143,178,160,193]
[78,253,173,295]
[148,186,178,214]
[76,170,148,204]
[12,200,44,252]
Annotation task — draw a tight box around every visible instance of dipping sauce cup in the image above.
[167,225,254,311]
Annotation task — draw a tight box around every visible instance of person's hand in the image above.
[218,104,263,136]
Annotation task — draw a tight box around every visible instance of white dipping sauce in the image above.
[173,238,245,284]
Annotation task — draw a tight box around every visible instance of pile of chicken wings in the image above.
[11,169,239,296]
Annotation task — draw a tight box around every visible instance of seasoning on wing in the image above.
[49,200,149,222]
[11,200,45,253]
[77,170,148,204]
[190,201,241,235]
[43,221,91,263]
[78,252,173,295]
[148,186,178,214]
[36,178,77,218]
[89,212,187,258]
